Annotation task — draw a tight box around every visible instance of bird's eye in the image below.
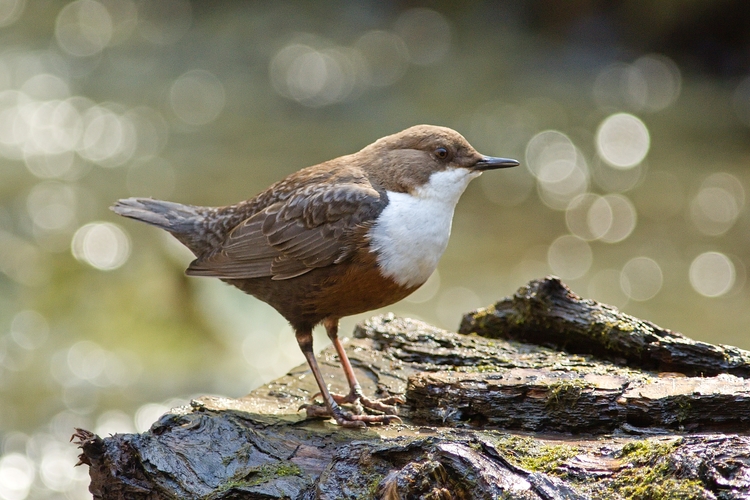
[435,147,448,159]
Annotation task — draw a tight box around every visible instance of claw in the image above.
[307,390,403,417]
[299,403,328,417]
[299,402,397,427]
[358,395,402,415]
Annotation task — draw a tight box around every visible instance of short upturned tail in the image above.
[111,197,211,255]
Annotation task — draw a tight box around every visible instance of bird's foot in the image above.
[331,391,404,415]
[311,390,405,416]
[299,402,401,428]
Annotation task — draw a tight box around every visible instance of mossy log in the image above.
[74,278,750,499]
[459,276,750,377]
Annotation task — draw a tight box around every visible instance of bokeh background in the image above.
[0,0,749,497]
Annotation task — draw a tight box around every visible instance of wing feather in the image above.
[186,181,385,280]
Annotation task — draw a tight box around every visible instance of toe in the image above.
[359,395,404,415]
[299,403,332,419]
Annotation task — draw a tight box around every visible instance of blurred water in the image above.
[0,2,748,498]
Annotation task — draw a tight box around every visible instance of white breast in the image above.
[368,167,481,288]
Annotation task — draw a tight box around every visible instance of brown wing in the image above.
[185,182,385,280]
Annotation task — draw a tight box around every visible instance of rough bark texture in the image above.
[74,277,750,499]
[459,276,750,377]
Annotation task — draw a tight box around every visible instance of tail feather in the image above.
[111,197,216,256]
[111,198,204,234]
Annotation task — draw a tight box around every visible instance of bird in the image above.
[111,125,519,427]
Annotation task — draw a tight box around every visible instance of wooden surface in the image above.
[459,276,750,377]
[74,278,750,499]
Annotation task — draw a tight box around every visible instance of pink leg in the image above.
[295,328,399,427]
[322,318,404,415]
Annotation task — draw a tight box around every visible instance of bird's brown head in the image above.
[357,124,519,194]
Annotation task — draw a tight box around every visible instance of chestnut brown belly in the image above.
[224,251,419,329]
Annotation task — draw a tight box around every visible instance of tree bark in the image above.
[458,276,750,377]
[74,277,750,499]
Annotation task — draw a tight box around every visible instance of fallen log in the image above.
[459,276,750,377]
[73,278,750,499]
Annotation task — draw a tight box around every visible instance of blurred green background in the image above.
[0,0,749,497]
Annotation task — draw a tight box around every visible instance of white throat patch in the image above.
[368,167,481,288]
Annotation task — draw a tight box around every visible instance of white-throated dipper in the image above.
[112,125,519,427]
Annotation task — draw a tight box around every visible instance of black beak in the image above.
[472,155,520,171]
